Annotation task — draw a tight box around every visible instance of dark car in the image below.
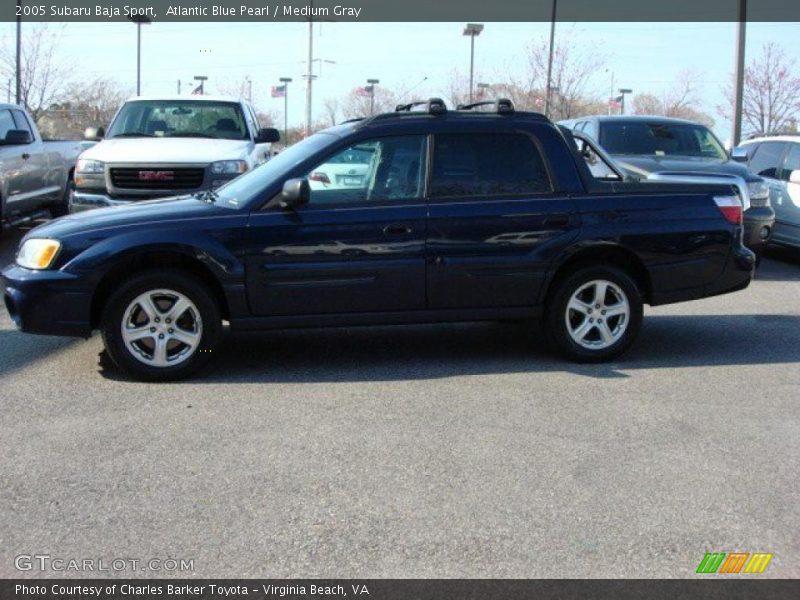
[560,115,775,255]
[3,99,754,381]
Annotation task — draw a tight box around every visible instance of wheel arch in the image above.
[542,243,653,306]
[90,248,231,329]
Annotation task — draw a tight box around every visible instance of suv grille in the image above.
[110,167,205,190]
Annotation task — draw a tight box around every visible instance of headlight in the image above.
[17,239,62,270]
[747,180,770,201]
[76,158,105,174]
[211,160,248,175]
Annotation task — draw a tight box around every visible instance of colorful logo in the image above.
[696,552,773,574]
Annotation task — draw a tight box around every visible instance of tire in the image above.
[50,176,74,218]
[544,264,643,363]
[101,269,222,381]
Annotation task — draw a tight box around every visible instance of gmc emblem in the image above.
[138,170,174,181]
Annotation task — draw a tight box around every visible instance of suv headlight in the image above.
[76,159,105,174]
[747,180,770,203]
[17,239,61,270]
[211,160,248,175]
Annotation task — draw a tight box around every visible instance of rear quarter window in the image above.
[431,132,551,198]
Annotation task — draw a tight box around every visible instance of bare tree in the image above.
[322,97,339,126]
[0,25,71,122]
[633,70,715,127]
[720,43,800,135]
[341,86,399,119]
[38,77,130,138]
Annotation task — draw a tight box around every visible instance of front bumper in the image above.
[2,264,93,337]
[742,205,776,253]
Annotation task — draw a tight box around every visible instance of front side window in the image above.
[11,110,33,137]
[748,142,787,179]
[305,135,427,205]
[0,109,16,139]
[431,132,551,198]
[599,122,727,159]
[106,100,249,140]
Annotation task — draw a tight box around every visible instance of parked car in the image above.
[0,103,82,235]
[734,134,800,250]
[560,115,775,255]
[71,95,280,212]
[3,98,754,381]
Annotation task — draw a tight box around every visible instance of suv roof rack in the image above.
[456,98,515,115]
[394,97,447,115]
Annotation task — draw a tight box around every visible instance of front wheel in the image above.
[544,265,643,363]
[101,270,222,381]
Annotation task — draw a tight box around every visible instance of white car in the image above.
[308,145,374,191]
[736,135,800,249]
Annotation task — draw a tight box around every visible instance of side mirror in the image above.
[277,178,310,210]
[3,129,33,145]
[83,126,105,141]
[730,146,748,163]
[789,170,800,185]
[255,127,280,144]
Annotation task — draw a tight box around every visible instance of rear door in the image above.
[11,109,55,204]
[748,141,791,238]
[246,134,428,316]
[426,130,578,309]
[775,143,800,242]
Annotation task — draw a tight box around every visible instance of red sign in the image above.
[138,171,174,181]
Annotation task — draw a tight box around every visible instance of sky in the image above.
[0,20,798,142]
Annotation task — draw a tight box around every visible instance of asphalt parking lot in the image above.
[0,226,798,579]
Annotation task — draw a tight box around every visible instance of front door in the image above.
[426,131,578,309]
[246,134,428,316]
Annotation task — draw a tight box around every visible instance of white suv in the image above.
[736,135,800,250]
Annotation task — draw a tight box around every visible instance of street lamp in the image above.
[128,14,152,96]
[476,82,491,100]
[193,75,208,95]
[15,0,21,105]
[279,77,292,141]
[618,88,633,115]
[463,23,484,104]
[366,78,379,115]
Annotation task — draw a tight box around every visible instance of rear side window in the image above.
[748,142,787,179]
[780,143,800,181]
[431,132,551,198]
[11,110,34,137]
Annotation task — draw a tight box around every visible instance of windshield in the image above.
[212,132,339,208]
[107,100,249,140]
[599,122,727,159]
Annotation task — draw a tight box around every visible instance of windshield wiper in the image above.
[194,190,219,204]
[168,133,217,138]
[111,132,155,138]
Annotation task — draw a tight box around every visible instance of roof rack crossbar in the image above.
[394,97,447,115]
[456,98,515,114]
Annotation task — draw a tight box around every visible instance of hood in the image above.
[81,137,251,164]
[26,197,233,240]
[612,154,756,181]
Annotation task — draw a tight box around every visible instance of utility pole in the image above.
[306,18,313,135]
[280,77,292,142]
[732,0,747,146]
[177,79,181,94]
[544,0,558,119]
[15,0,22,105]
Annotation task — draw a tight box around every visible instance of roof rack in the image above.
[394,97,447,115]
[456,98,515,114]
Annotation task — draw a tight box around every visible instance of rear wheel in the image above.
[544,265,643,362]
[101,270,222,381]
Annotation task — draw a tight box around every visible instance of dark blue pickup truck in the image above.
[2,99,754,381]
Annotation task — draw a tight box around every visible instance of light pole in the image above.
[194,75,208,95]
[732,0,747,145]
[463,23,484,104]
[476,82,491,100]
[618,88,633,115]
[15,0,21,105]
[129,14,152,96]
[280,77,292,141]
[366,78,379,115]
[544,0,558,119]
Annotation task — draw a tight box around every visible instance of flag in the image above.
[191,85,203,95]
[608,96,623,110]
[355,85,374,97]
[271,85,286,98]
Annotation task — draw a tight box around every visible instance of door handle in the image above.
[21,153,31,160]
[383,224,412,235]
